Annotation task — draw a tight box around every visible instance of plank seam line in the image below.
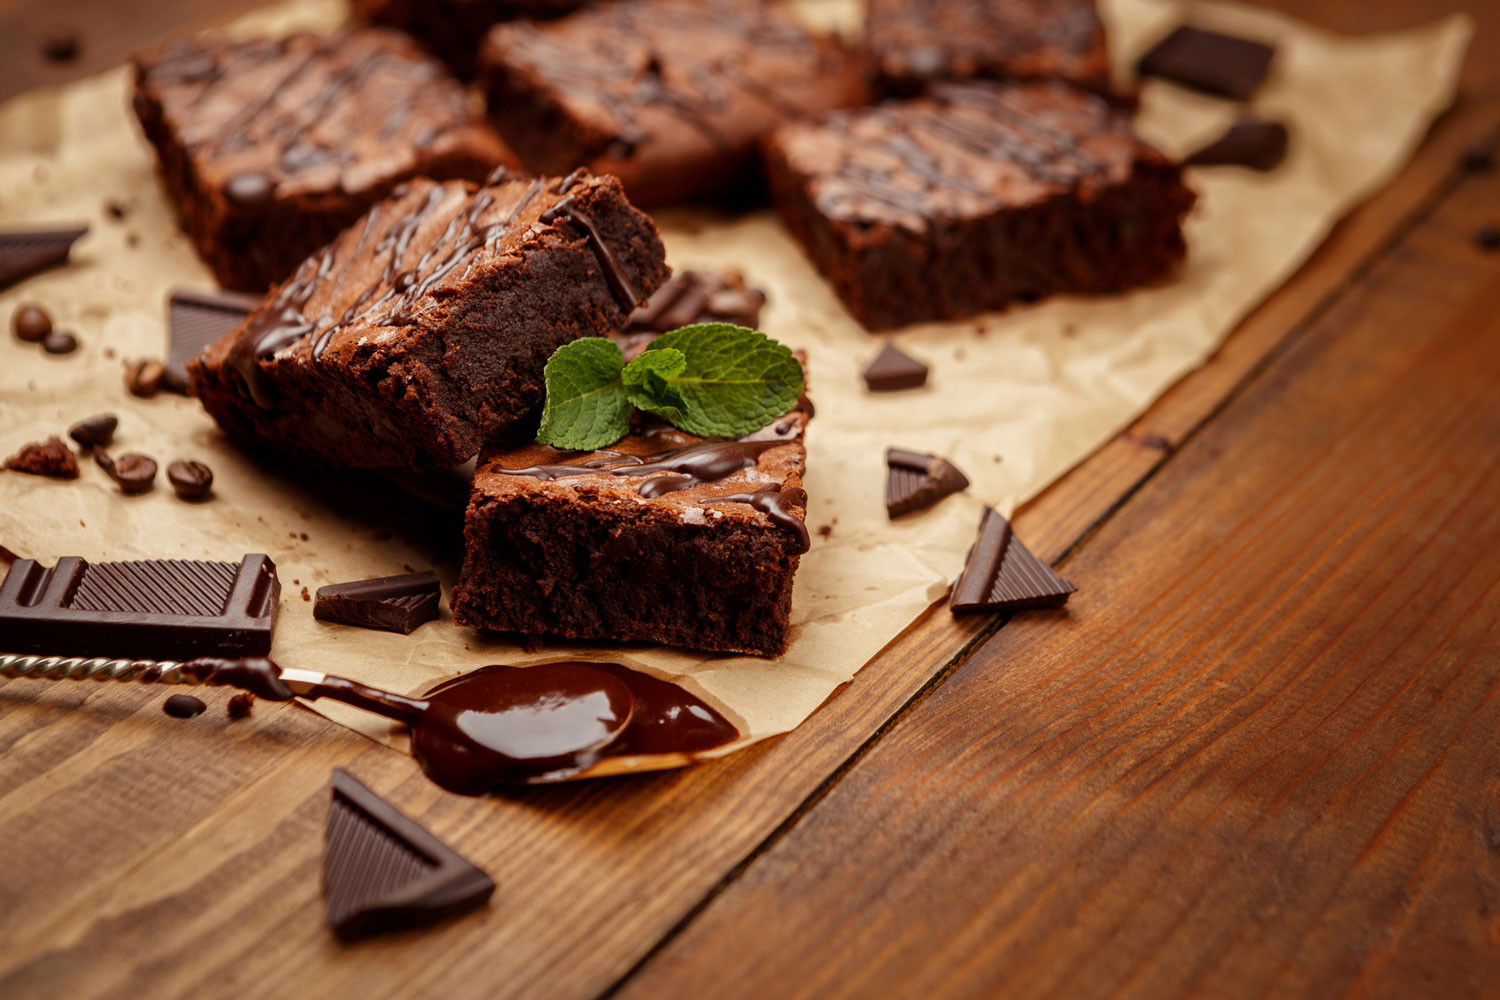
[594,118,1500,1000]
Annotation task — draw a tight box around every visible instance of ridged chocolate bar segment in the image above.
[323,770,494,940]
[167,288,261,383]
[950,507,1074,612]
[863,343,929,391]
[0,554,279,658]
[885,448,969,517]
[0,226,88,290]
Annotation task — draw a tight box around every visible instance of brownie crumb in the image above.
[301,586,311,602]
[1474,225,1500,252]
[1462,144,1496,173]
[523,636,544,654]
[104,199,129,221]
[226,692,255,719]
[40,28,81,64]
[817,524,833,539]
[5,437,79,479]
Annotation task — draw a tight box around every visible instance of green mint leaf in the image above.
[622,347,690,420]
[535,338,631,451]
[639,324,804,438]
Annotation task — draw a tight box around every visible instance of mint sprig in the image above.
[535,325,804,451]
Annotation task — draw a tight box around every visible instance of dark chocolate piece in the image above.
[950,507,1074,612]
[0,226,87,290]
[622,271,766,335]
[166,288,261,387]
[167,460,214,500]
[314,570,441,634]
[41,330,78,354]
[1137,25,1274,101]
[1474,225,1500,252]
[763,82,1195,329]
[163,693,206,718]
[68,414,117,450]
[13,305,51,342]
[354,0,593,78]
[4,437,79,479]
[324,769,495,939]
[0,554,280,658]
[885,448,969,517]
[1186,120,1288,171]
[863,343,929,391]
[863,0,1112,98]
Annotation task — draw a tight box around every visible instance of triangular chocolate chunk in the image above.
[323,770,494,941]
[886,448,969,517]
[0,225,87,290]
[863,343,928,391]
[314,570,441,634]
[167,288,261,384]
[950,507,1075,613]
[1186,120,1288,171]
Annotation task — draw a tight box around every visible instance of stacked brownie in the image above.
[190,170,669,468]
[863,0,1113,97]
[763,82,1195,329]
[353,0,590,78]
[132,29,516,290]
[478,0,868,207]
[453,405,811,656]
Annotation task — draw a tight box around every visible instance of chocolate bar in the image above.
[324,769,494,940]
[885,449,969,517]
[166,288,261,386]
[950,507,1074,612]
[0,225,88,290]
[314,571,441,634]
[0,554,280,658]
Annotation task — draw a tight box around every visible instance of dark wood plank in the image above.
[614,154,1500,1000]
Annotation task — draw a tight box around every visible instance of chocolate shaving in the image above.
[950,507,1075,613]
[323,770,494,940]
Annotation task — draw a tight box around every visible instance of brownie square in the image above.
[762,82,1196,329]
[189,170,670,469]
[132,28,519,292]
[864,0,1112,98]
[452,404,811,656]
[478,0,868,208]
[353,0,590,79]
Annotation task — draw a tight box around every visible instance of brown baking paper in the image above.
[0,0,1470,777]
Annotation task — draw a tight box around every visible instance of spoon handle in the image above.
[0,652,202,685]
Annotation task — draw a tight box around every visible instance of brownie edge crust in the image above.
[190,171,670,469]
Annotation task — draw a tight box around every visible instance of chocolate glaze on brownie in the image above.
[864,0,1111,97]
[479,0,867,207]
[763,82,1195,329]
[132,29,517,291]
[190,170,670,469]
[452,400,810,656]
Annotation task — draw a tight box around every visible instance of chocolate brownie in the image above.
[762,82,1195,329]
[452,403,811,656]
[478,0,868,208]
[132,29,517,292]
[353,0,590,79]
[864,0,1112,97]
[189,170,670,469]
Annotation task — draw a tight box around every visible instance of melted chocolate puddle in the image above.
[187,658,738,795]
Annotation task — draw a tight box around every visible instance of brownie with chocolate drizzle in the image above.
[763,81,1195,329]
[353,0,591,79]
[132,29,518,292]
[477,0,868,208]
[863,0,1112,97]
[189,169,670,469]
[452,386,811,657]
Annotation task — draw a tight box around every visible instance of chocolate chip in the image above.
[1462,144,1496,173]
[13,305,51,342]
[41,330,77,354]
[68,413,117,449]
[1475,225,1500,252]
[167,459,213,500]
[97,450,156,494]
[125,359,165,397]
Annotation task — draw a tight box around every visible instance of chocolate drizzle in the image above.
[701,487,810,553]
[496,438,786,497]
[541,187,640,311]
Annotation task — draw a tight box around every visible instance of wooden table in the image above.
[2,1,1499,997]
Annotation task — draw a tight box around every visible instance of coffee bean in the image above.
[41,330,78,354]
[68,413,117,449]
[167,459,213,500]
[125,360,165,397]
[97,450,156,494]
[13,305,51,342]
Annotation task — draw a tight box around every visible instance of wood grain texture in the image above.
[0,1,1496,998]
[615,160,1500,1000]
